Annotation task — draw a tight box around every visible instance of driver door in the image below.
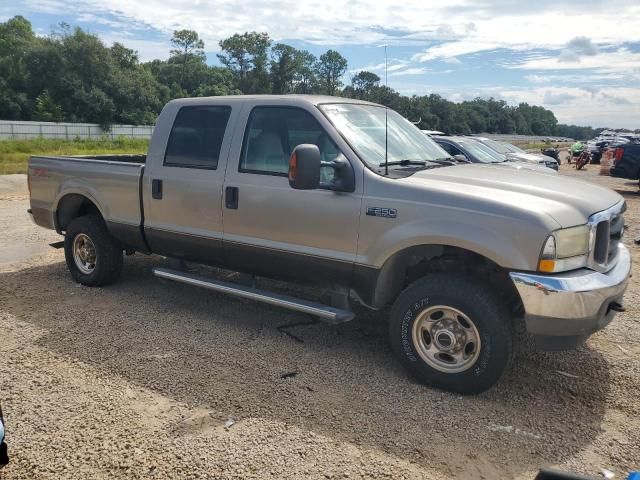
[221,103,363,286]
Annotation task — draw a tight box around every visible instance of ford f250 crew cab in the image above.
[28,95,631,394]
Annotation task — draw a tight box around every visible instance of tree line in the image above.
[0,15,624,138]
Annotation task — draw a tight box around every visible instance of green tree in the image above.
[111,42,139,69]
[345,70,380,99]
[170,29,206,90]
[0,15,581,136]
[270,43,303,94]
[0,15,36,118]
[218,32,271,93]
[316,50,347,95]
[33,90,63,122]
[293,50,318,94]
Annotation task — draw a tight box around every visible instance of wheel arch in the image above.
[353,243,523,313]
[55,193,104,232]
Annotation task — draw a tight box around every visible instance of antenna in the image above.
[385,45,388,86]
[384,45,388,176]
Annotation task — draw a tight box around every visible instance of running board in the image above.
[152,267,355,324]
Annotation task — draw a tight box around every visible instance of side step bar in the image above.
[152,267,355,325]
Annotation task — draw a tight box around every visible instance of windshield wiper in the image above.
[433,157,459,164]
[379,158,457,168]
[379,159,428,167]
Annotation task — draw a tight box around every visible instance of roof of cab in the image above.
[166,94,382,108]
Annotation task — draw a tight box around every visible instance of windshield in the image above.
[458,139,506,163]
[319,103,450,171]
[477,137,510,154]
[502,143,524,153]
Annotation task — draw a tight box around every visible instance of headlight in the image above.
[538,225,590,272]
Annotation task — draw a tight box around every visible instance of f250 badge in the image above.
[366,207,397,218]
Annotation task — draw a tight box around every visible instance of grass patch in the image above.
[513,141,573,150]
[0,137,149,175]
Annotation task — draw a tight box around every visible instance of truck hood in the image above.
[406,163,622,227]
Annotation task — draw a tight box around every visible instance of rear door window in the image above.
[164,106,232,169]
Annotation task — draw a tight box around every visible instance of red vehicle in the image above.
[574,150,591,170]
[609,143,640,187]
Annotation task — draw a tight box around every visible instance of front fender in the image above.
[357,213,552,272]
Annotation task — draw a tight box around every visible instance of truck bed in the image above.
[28,154,147,251]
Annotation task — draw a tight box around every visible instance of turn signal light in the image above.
[538,259,556,272]
[288,151,297,181]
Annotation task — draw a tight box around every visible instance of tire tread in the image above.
[64,215,123,287]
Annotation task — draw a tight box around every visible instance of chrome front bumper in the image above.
[509,243,631,349]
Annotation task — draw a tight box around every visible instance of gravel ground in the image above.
[0,163,638,479]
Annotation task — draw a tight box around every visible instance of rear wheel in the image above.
[389,274,514,394]
[64,215,123,286]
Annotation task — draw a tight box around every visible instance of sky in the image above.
[2,0,639,128]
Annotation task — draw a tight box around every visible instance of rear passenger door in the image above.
[144,102,241,264]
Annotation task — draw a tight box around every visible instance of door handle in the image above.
[225,186,239,209]
[152,179,163,200]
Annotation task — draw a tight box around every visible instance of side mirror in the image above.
[289,144,321,190]
[453,154,468,162]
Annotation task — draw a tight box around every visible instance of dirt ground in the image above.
[0,164,638,479]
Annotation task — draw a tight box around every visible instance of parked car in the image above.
[502,142,560,170]
[609,143,640,187]
[473,137,559,170]
[0,404,7,468]
[540,146,560,163]
[28,95,631,394]
[421,129,446,136]
[587,140,611,164]
[434,136,556,173]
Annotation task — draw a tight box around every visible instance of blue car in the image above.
[0,404,7,467]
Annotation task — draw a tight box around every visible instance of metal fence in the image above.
[0,120,154,140]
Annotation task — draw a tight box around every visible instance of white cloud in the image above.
[399,83,639,127]
[412,41,502,62]
[15,0,640,51]
[525,74,547,83]
[443,56,462,65]
[7,0,639,127]
[509,48,640,72]
[388,67,429,77]
[497,86,640,127]
[100,33,171,61]
[558,36,599,62]
[543,90,579,105]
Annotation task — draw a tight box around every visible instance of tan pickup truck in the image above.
[28,95,631,393]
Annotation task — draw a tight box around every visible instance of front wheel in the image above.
[575,153,587,170]
[389,274,514,394]
[64,215,123,286]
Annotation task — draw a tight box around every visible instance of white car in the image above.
[472,137,559,171]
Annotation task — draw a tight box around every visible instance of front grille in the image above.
[608,213,624,263]
[588,202,625,272]
[593,221,610,264]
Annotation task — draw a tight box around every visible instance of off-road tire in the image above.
[389,273,515,394]
[64,215,123,286]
